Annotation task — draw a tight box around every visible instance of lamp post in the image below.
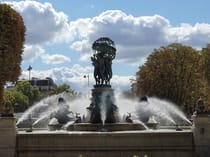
[27,65,32,106]
[27,65,32,81]
[83,74,90,97]
[83,74,89,87]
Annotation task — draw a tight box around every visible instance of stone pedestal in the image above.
[87,87,119,123]
[0,117,17,157]
[192,114,210,157]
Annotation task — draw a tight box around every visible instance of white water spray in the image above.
[115,94,191,126]
[100,101,106,126]
[148,97,191,125]
[17,92,191,128]
[17,93,90,128]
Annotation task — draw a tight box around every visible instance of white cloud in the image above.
[69,10,170,64]
[7,1,77,65]
[70,39,90,52]
[23,45,70,65]
[20,65,91,81]
[6,2,210,66]
[168,23,210,47]
[41,54,70,64]
[9,1,74,44]
[20,65,131,92]
[69,10,210,65]
[22,45,44,62]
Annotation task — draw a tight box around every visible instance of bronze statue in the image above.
[87,37,119,124]
[91,37,116,86]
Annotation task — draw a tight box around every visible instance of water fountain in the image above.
[17,37,191,131]
[13,37,197,157]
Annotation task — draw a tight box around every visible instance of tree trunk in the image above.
[0,82,5,112]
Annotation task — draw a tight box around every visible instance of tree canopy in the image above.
[201,45,210,85]
[4,81,43,112]
[49,83,77,96]
[135,43,204,107]
[0,4,25,111]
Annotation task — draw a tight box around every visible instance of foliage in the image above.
[4,81,44,112]
[49,83,77,96]
[4,89,29,112]
[15,81,43,105]
[0,4,25,111]
[4,82,76,112]
[201,46,210,85]
[199,46,210,109]
[135,43,202,106]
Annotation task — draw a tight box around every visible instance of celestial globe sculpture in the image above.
[87,37,119,124]
[91,37,116,87]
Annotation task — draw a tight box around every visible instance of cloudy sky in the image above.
[2,0,210,93]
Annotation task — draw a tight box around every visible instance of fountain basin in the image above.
[17,129,194,157]
[48,124,63,131]
[65,122,147,131]
[146,122,159,129]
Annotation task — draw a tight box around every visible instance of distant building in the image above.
[5,82,16,90]
[29,77,57,92]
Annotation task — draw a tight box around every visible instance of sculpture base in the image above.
[94,84,111,88]
[87,87,119,123]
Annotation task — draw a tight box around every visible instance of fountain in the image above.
[17,37,191,131]
[11,37,199,157]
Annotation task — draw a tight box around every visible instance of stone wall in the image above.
[0,117,16,157]
[192,114,210,157]
[16,130,194,157]
[0,117,199,157]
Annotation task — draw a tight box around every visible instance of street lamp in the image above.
[27,65,32,81]
[83,74,90,97]
[83,74,89,87]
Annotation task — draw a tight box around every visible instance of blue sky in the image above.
[2,0,210,92]
[36,0,210,25]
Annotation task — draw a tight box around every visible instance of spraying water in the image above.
[148,97,191,125]
[100,101,106,126]
[99,91,115,125]
[115,94,191,126]
[17,95,58,126]
[17,93,90,128]
[17,92,191,128]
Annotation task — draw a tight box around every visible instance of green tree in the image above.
[4,81,44,112]
[4,89,29,112]
[201,45,210,85]
[0,4,25,111]
[49,83,77,96]
[200,45,210,110]
[15,81,43,105]
[135,43,202,106]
